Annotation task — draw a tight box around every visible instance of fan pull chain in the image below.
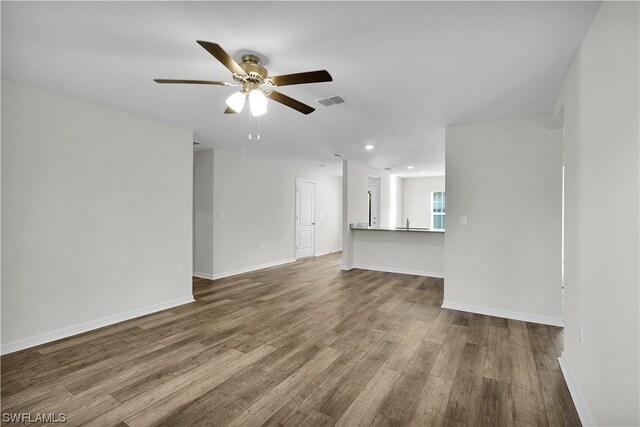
[247,115,261,142]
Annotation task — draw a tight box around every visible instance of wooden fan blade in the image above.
[196,41,247,76]
[270,70,332,87]
[224,106,237,114]
[154,79,232,86]
[268,91,315,115]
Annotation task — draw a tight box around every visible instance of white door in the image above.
[295,179,315,259]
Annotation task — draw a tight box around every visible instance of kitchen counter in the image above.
[346,224,445,277]
[350,225,444,233]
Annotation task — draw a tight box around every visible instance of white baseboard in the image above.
[208,258,295,281]
[441,300,564,327]
[197,253,340,281]
[341,264,354,271]
[315,248,342,257]
[1,295,195,355]
[193,271,214,280]
[352,263,444,278]
[558,352,595,426]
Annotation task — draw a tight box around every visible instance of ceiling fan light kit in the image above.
[154,41,333,117]
[225,91,246,113]
[248,90,268,117]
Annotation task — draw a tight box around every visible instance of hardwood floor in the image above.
[1,252,581,426]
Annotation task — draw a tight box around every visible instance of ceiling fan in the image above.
[154,41,333,116]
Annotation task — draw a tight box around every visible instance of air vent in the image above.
[333,153,343,158]
[384,167,393,171]
[317,95,346,107]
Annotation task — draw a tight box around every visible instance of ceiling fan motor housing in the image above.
[236,54,269,85]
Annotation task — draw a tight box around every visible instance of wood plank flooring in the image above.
[1,252,581,426]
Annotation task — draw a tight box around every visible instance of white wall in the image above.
[192,149,342,279]
[402,176,445,228]
[342,160,403,269]
[352,230,444,277]
[343,160,402,229]
[314,170,343,256]
[342,160,375,269]
[381,173,403,229]
[193,150,214,277]
[1,80,193,353]
[552,2,639,425]
[444,115,563,325]
[344,161,371,228]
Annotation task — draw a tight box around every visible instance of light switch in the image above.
[320,212,324,218]
[460,215,468,225]
[219,211,224,220]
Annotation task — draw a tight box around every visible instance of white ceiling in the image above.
[1,1,599,177]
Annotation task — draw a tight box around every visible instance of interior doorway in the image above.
[367,177,380,228]
[561,125,566,320]
[295,178,316,259]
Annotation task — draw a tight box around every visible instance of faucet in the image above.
[406,218,410,230]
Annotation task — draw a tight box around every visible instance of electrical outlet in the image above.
[368,244,374,252]
[259,243,265,250]
[177,264,184,274]
[219,211,224,220]
[320,212,324,218]
[460,215,468,226]
[579,324,583,343]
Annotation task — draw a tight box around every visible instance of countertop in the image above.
[350,224,444,233]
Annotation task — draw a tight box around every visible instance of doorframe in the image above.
[295,178,316,259]
[367,177,380,229]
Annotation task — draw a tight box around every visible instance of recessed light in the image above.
[407,166,414,170]
[364,144,375,150]
[333,153,343,158]
[384,167,393,171]
[419,172,425,175]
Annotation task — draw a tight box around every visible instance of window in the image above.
[432,191,445,230]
